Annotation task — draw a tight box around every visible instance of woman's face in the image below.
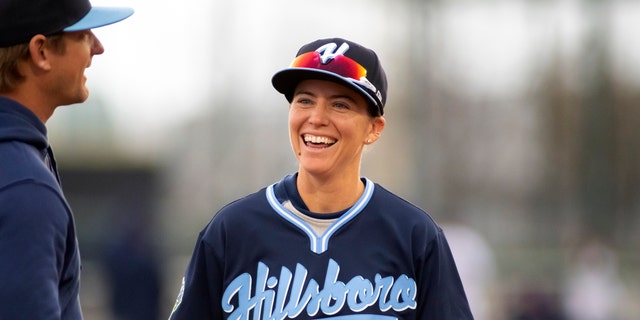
[288,79,385,179]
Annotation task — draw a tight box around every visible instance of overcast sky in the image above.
[75,0,640,152]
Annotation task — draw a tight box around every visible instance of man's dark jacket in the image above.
[0,97,82,319]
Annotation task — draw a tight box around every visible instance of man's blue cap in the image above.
[0,0,133,47]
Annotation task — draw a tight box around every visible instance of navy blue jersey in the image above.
[170,174,473,319]
[0,97,82,319]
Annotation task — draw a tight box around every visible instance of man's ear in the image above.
[28,35,52,71]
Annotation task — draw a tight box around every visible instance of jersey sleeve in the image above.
[0,182,71,319]
[418,227,475,319]
[169,223,224,320]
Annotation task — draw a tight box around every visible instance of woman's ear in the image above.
[366,116,386,144]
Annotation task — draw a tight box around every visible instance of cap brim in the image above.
[272,68,382,115]
[64,7,133,32]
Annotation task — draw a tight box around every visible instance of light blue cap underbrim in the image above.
[63,7,133,32]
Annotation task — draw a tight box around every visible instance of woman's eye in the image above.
[334,102,349,109]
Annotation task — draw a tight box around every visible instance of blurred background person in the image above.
[562,238,626,320]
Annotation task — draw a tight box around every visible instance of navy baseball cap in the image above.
[0,0,133,47]
[272,38,388,116]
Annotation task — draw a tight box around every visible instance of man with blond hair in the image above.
[0,0,133,318]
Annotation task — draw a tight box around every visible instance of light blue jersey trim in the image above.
[266,178,375,254]
[318,315,397,320]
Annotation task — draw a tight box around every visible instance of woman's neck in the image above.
[296,171,365,214]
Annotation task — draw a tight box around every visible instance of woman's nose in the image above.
[308,104,329,125]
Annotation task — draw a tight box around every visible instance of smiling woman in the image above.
[288,79,383,194]
[167,37,474,320]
